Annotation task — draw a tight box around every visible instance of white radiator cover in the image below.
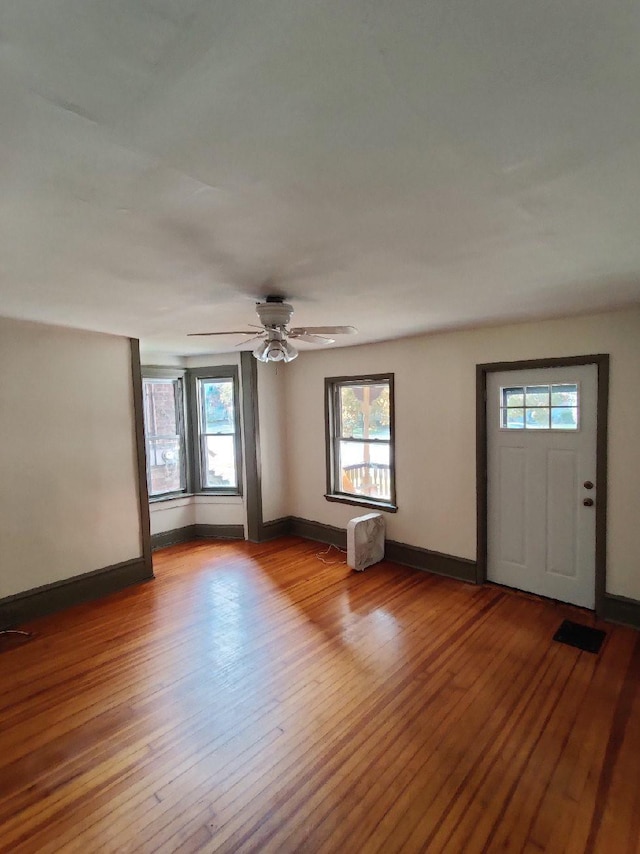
[346,512,385,571]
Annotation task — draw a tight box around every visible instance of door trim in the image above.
[476,355,609,615]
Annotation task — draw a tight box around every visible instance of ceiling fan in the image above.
[188,295,357,362]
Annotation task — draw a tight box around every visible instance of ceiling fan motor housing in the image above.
[256,300,294,329]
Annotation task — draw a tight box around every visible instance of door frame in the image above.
[476,354,609,615]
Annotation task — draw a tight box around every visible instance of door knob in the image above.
[583,481,594,490]
[583,498,594,507]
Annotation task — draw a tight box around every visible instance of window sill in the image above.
[195,492,243,502]
[149,491,242,504]
[149,492,189,504]
[324,493,398,514]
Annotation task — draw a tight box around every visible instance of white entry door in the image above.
[487,365,598,609]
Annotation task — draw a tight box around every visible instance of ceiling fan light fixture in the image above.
[253,340,270,362]
[266,342,285,362]
[281,339,298,362]
[253,336,298,363]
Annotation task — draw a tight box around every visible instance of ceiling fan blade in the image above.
[289,325,357,336]
[289,333,335,344]
[187,330,257,337]
[235,334,265,347]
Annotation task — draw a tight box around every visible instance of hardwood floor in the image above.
[1,537,639,853]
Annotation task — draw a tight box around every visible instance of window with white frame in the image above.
[325,374,396,511]
[142,374,187,497]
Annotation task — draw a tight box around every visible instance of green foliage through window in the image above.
[327,375,396,507]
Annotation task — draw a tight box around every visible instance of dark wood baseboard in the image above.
[289,516,347,548]
[0,557,153,627]
[151,526,197,551]
[151,523,245,551]
[602,594,640,630]
[195,524,245,540]
[288,516,476,582]
[152,518,290,549]
[385,540,477,583]
[259,517,293,541]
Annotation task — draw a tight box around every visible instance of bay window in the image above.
[143,365,242,499]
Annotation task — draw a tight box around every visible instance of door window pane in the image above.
[502,387,524,407]
[525,386,549,407]
[551,407,578,429]
[551,384,578,407]
[502,407,524,429]
[526,408,550,429]
[500,382,579,431]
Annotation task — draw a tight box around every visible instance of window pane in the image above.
[339,383,390,439]
[502,407,524,429]
[551,384,578,407]
[143,379,179,436]
[525,386,549,407]
[502,387,524,407]
[201,380,235,434]
[338,440,391,501]
[147,437,183,495]
[526,407,550,429]
[203,435,237,488]
[143,378,185,496]
[499,383,579,431]
[551,407,578,429]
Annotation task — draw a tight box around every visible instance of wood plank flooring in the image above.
[0,537,639,853]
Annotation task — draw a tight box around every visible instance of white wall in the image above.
[284,308,640,600]
[257,361,289,522]
[0,317,142,597]
[149,496,195,536]
[146,354,247,534]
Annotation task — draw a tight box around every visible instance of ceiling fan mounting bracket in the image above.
[255,298,294,330]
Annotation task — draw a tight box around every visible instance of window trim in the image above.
[188,366,243,496]
[142,368,189,501]
[324,373,397,513]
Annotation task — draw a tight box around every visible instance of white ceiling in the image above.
[1,0,640,357]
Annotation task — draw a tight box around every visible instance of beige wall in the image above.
[149,496,194,536]
[0,317,142,597]
[284,309,640,600]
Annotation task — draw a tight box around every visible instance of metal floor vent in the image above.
[553,620,606,654]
